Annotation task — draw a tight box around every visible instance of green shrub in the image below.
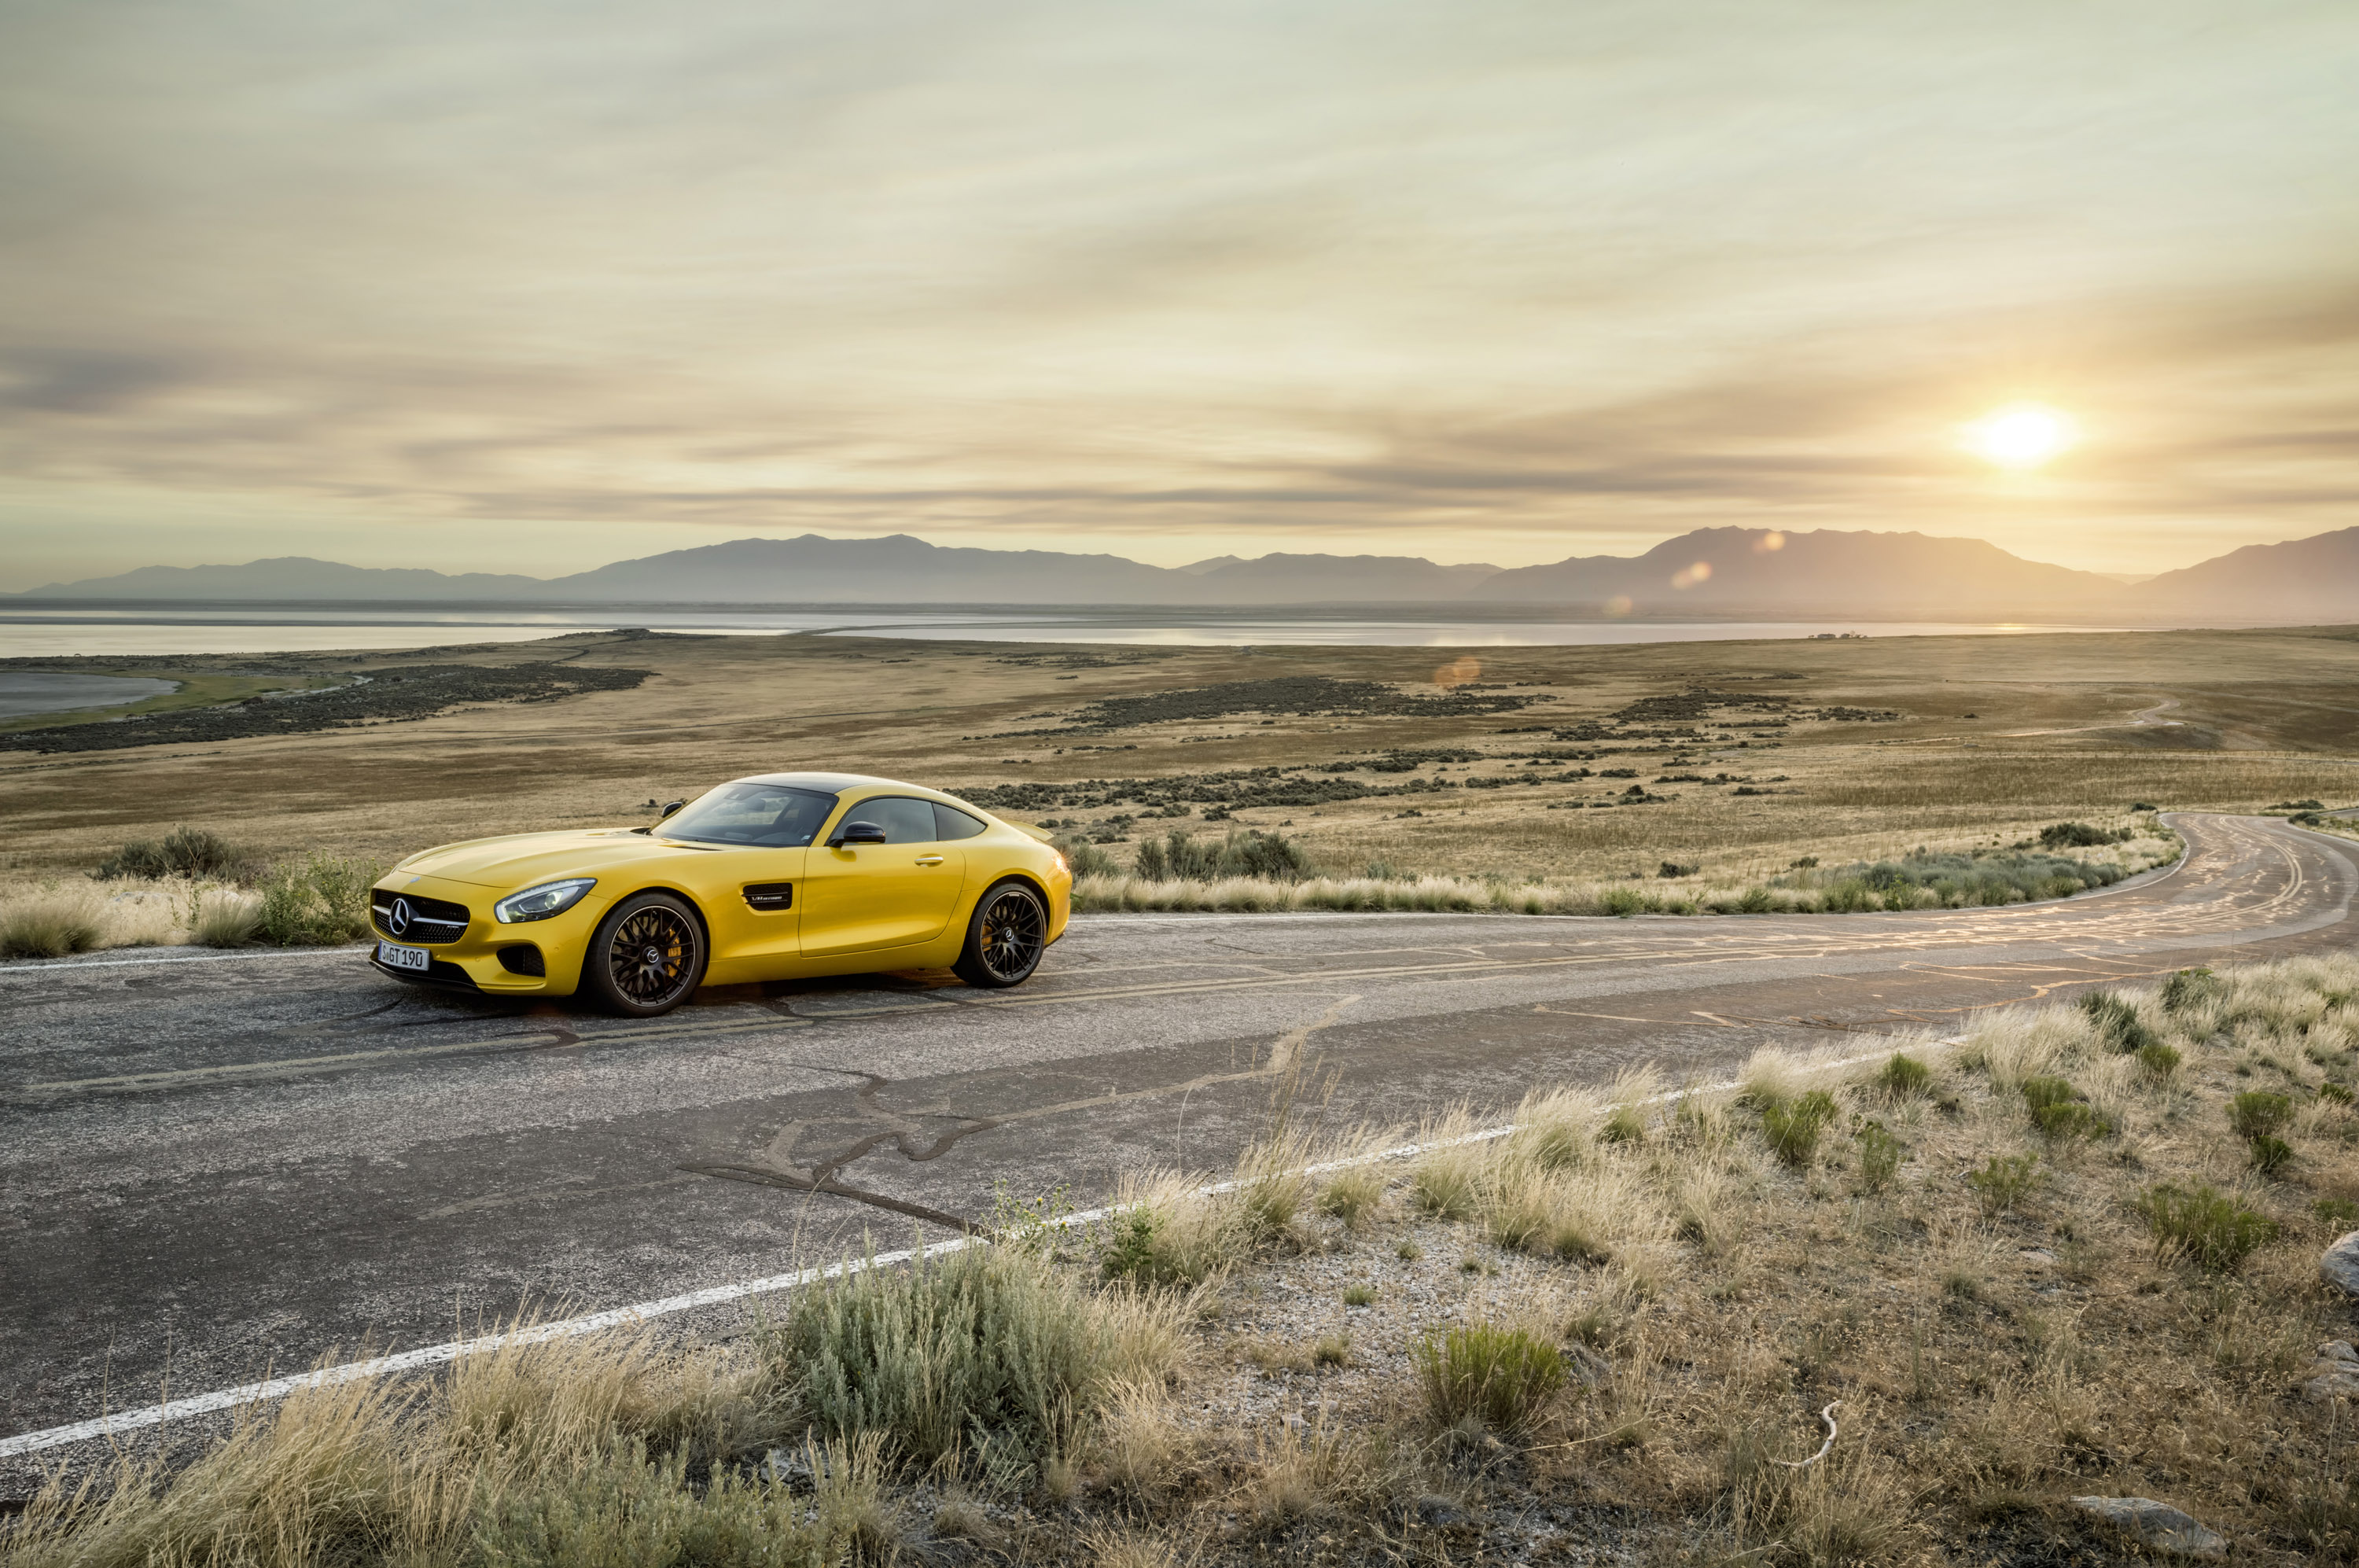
[760,1242,1117,1473]
[1772,845,2134,907]
[1853,1118,1903,1194]
[2020,1076,2077,1112]
[1132,827,1312,883]
[1412,1323,1566,1437]
[2135,1182,2278,1271]
[2040,822,2125,848]
[1599,886,1644,918]
[1877,1052,1933,1098]
[2250,1135,2296,1179]
[1967,1154,2043,1214]
[2315,1198,2359,1232]
[471,1437,866,1568]
[2134,1040,2183,1079]
[1759,1090,1838,1168]
[2161,967,2222,1013]
[2079,991,2159,1054]
[94,824,253,882]
[1099,1211,1160,1284]
[1736,885,1774,914]
[1054,837,1119,878]
[258,854,381,945]
[2322,1081,2355,1106]
[2021,1077,2109,1142]
[1342,1283,1375,1308]
[2228,1091,2295,1141]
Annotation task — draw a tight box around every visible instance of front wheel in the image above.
[953,880,1047,988]
[582,892,707,1016]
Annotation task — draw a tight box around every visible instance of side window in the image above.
[933,803,988,841]
[850,796,940,844]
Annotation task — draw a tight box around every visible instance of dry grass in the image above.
[1068,829,2173,919]
[5,625,2350,906]
[0,876,291,957]
[17,955,2359,1566]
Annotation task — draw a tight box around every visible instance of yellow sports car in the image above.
[366,771,1070,1015]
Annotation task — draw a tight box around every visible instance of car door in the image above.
[798,796,968,957]
[659,782,836,969]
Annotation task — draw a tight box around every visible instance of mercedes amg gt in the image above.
[366,772,1069,1015]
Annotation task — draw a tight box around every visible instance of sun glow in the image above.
[1961,403,2078,469]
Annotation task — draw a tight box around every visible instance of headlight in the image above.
[1051,849,1068,874]
[494,878,597,923]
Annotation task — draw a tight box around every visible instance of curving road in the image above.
[2,812,2351,1463]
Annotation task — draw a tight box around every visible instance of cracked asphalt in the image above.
[2,812,2352,1460]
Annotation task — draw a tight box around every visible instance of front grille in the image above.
[371,890,472,944]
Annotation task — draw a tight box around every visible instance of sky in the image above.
[2,0,2355,590]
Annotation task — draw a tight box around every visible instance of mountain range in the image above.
[10,525,2354,622]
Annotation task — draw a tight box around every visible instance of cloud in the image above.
[1,0,2355,576]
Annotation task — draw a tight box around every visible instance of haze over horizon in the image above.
[4,2,2355,593]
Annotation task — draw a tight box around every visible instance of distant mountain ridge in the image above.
[11,525,2353,622]
[1472,527,2117,615]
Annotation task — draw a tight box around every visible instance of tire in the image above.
[582,891,707,1017]
[953,879,1047,989]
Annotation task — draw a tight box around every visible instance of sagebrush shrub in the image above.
[2228,1091,2294,1140]
[1967,1154,2042,1214]
[2249,1135,2296,1179]
[258,855,380,945]
[1853,1119,1902,1194]
[2135,1182,2278,1271]
[2079,991,2160,1055]
[1760,1091,1838,1168]
[1877,1052,1933,1099]
[2161,967,2223,1013]
[95,825,251,882]
[764,1242,1123,1472]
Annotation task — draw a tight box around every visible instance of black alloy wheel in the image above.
[954,880,1047,988]
[584,892,706,1016]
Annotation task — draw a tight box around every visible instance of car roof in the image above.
[732,771,966,804]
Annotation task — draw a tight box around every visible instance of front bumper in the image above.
[367,872,603,996]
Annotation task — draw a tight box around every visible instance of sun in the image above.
[1961,402,2077,469]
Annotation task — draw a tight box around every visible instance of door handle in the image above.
[915,855,946,866]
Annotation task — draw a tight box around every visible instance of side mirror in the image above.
[658,799,686,820]
[830,820,887,848]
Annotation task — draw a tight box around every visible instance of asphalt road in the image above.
[3,812,2352,1463]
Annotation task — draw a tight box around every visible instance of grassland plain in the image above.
[0,625,2352,913]
[13,955,2359,1566]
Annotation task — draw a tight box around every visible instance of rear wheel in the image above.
[583,892,706,1016]
[953,879,1047,988]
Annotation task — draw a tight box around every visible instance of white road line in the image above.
[0,1032,1954,1460]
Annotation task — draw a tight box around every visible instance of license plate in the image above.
[377,941,431,973]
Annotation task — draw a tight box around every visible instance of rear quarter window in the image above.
[933,803,989,841]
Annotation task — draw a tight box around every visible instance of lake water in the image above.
[0,602,2136,658]
[0,671,178,719]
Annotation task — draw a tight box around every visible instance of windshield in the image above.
[662,783,839,848]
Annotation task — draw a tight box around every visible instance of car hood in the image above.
[392,830,713,890]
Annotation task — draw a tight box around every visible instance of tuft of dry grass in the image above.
[0,885,109,959]
[190,889,263,947]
